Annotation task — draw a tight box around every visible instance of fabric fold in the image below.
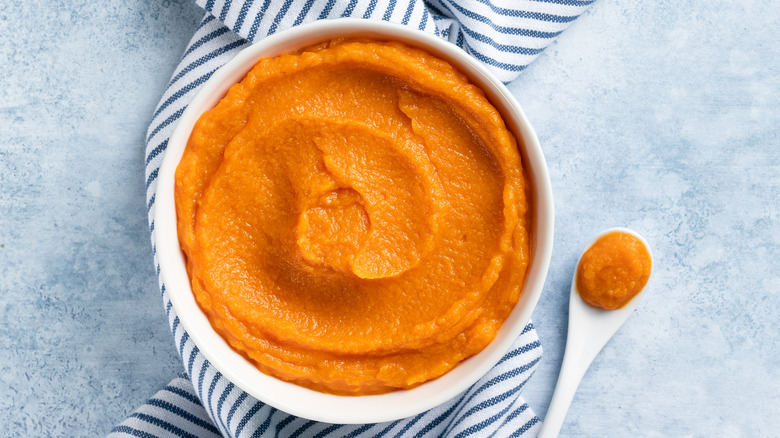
[193,0,593,82]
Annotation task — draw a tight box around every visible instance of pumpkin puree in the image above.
[175,40,531,395]
[577,232,651,310]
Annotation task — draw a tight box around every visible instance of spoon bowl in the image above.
[538,227,652,438]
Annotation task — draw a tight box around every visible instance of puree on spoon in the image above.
[576,231,652,310]
[174,39,531,395]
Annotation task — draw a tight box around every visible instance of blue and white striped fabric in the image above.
[112,1,591,436]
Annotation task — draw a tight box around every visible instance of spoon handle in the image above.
[536,343,591,438]
[537,296,620,437]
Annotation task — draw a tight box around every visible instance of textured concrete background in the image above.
[1,0,778,436]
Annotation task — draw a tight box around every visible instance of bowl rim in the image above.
[154,17,554,424]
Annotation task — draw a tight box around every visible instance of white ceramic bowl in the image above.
[154,18,554,425]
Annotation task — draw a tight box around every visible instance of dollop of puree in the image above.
[577,232,651,310]
[175,40,531,395]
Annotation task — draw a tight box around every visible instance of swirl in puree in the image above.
[175,40,531,395]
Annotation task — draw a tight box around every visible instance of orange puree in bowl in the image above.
[174,39,531,395]
[576,232,651,310]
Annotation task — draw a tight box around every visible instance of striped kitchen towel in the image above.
[112,0,592,437]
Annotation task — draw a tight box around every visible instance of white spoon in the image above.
[537,227,653,438]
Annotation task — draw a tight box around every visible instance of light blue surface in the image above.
[0,0,777,436]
